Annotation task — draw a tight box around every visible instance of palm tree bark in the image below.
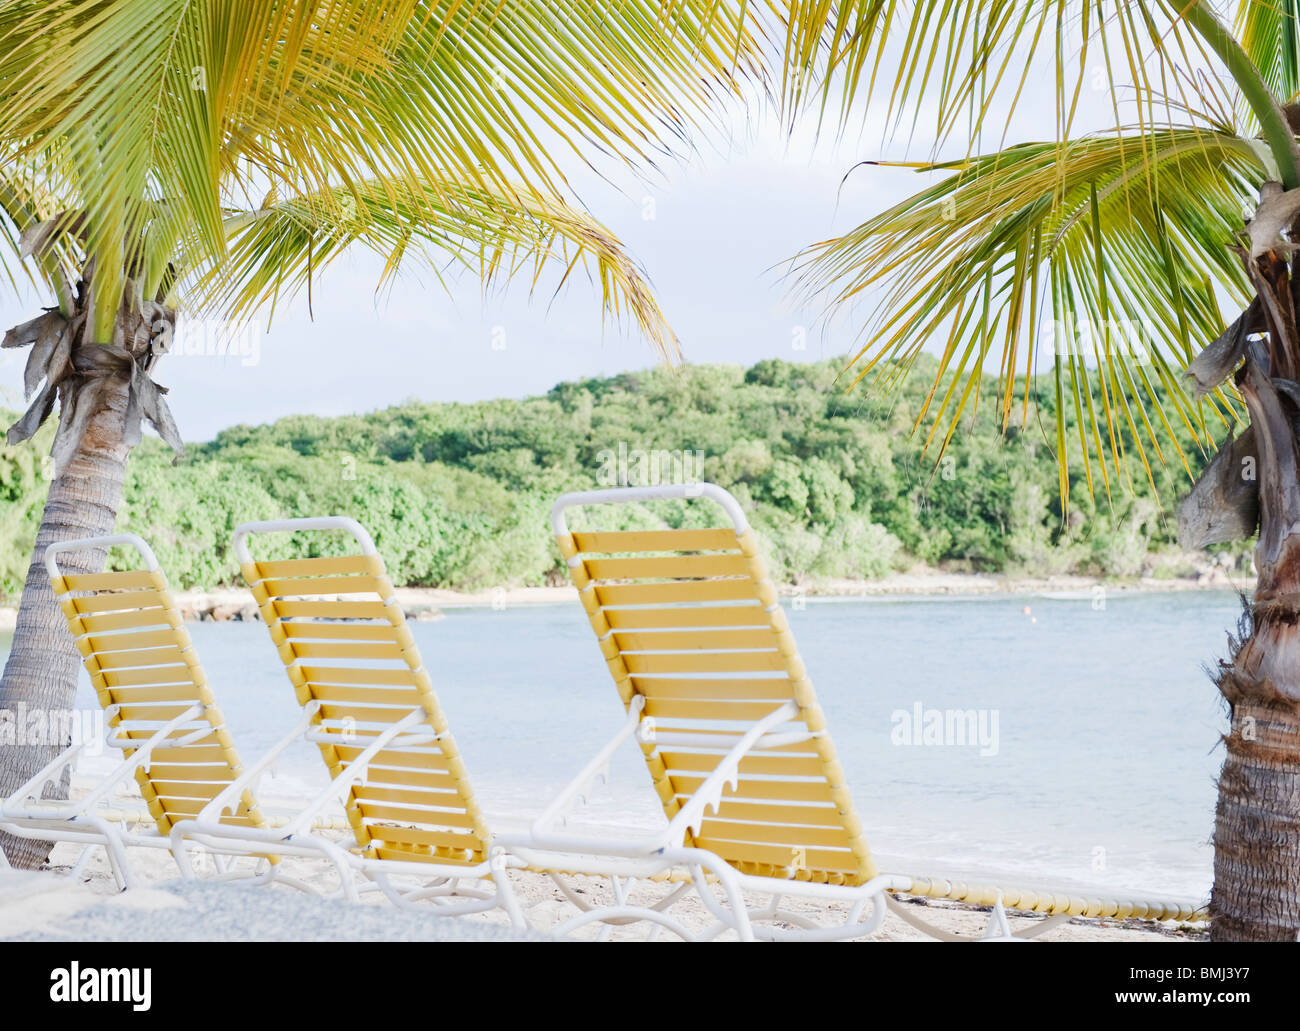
[1210,253,1300,940]
[0,355,136,868]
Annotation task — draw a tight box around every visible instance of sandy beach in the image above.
[4,840,1202,942]
[0,776,1206,942]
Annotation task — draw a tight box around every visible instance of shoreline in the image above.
[0,567,1255,630]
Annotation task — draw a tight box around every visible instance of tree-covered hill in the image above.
[0,355,1230,599]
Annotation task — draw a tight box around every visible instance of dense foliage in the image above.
[0,356,1227,598]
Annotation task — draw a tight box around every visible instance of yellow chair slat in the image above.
[299,665,419,687]
[289,640,405,661]
[583,555,750,581]
[571,529,740,553]
[149,779,229,800]
[357,802,479,828]
[671,776,835,803]
[273,599,392,621]
[157,797,253,818]
[633,677,794,700]
[708,799,845,827]
[92,646,189,670]
[354,769,460,792]
[144,764,238,782]
[100,666,196,689]
[623,652,787,675]
[146,745,226,764]
[307,684,426,707]
[70,590,168,614]
[695,838,859,875]
[602,604,769,629]
[355,785,462,807]
[699,817,855,850]
[331,746,455,774]
[115,702,205,722]
[260,575,387,598]
[638,724,817,751]
[254,555,383,579]
[643,698,795,721]
[72,608,174,633]
[108,684,208,705]
[659,752,826,777]
[86,629,184,653]
[120,727,220,742]
[61,570,161,591]
[612,628,779,652]
[367,824,481,852]
[372,846,480,867]
[280,621,401,641]
[317,703,435,724]
[594,581,758,606]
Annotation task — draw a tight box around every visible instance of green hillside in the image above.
[0,356,1227,599]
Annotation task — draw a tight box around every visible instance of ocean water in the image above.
[1,590,1241,901]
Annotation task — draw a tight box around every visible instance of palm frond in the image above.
[189,176,678,359]
[0,153,78,313]
[773,1,1208,155]
[791,124,1265,495]
[0,0,422,337]
[0,1,786,347]
[1236,0,1300,104]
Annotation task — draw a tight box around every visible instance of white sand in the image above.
[0,870,549,941]
[0,832,1201,942]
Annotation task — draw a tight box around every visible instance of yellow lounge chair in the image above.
[498,483,1206,940]
[169,517,522,925]
[0,534,280,890]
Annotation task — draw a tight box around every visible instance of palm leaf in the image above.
[0,1,788,348]
[188,176,678,359]
[1236,0,1300,105]
[791,124,1264,492]
[773,1,1209,154]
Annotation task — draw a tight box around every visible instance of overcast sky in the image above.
[0,31,1188,442]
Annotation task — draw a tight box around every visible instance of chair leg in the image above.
[979,897,1015,940]
[489,852,527,932]
[98,824,135,892]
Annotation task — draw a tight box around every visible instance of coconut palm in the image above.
[0,0,851,870]
[788,0,1300,940]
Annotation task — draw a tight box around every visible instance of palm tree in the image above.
[788,0,1300,940]
[0,0,836,869]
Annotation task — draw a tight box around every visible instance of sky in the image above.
[0,23,1204,443]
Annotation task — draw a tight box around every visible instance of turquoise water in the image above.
[2,590,1238,900]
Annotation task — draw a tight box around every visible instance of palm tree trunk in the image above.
[1210,255,1300,940]
[1212,691,1300,940]
[0,362,134,869]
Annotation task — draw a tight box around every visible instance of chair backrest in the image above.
[235,517,490,868]
[47,535,267,835]
[554,483,877,886]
